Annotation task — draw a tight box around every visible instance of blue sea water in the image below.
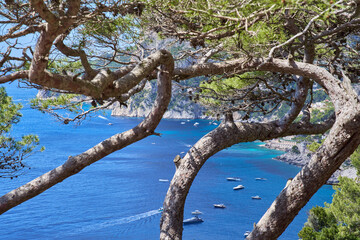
[0,83,333,240]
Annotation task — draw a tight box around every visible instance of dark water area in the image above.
[0,83,333,239]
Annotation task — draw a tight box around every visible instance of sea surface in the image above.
[0,83,333,240]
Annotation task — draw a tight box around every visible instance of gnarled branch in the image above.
[0,50,174,215]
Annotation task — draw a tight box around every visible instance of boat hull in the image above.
[183,217,204,225]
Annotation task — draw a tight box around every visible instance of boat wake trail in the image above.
[178,141,192,148]
[66,209,161,236]
[98,115,109,120]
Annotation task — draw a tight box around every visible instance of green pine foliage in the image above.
[310,102,334,124]
[47,60,83,74]
[199,73,258,106]
[0,87,43,178]
[0,87,22,134]
[150,0,338,55]
[298,147,360,239]
[350,148,360,176]
[30,94,82,114]
[307,140,324,153]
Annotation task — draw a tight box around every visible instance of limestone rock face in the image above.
[36,89,55,99]
[110,81,206,119]
[270,144,357,185]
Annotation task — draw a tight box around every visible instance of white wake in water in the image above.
[69,209,162,235]
[98,115,109,120]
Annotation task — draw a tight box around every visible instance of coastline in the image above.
[261,139,358,185]
[35,89,358,185]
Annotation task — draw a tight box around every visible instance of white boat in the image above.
[227,177,241,181]
[244,231,251,237]
[191,210,202,215]
[251,195,261,200]
[233,185,245,190]
[255,177,267,181]
[159,179,169,182]
[213,204,226,208]
[194,122,199,126]
[183,216,204,225]
[181,122,186,124]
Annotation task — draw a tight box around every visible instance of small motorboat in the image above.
[159,179,169,182]
[194,122,199,126]
[191,210,203,215]
[213,204,226,208]
[244,231,251,238]
[227,177,241,181]
[251,195,261,200]
[233,185,245,190]
[183,216,204,225]
[255,177,267,181]
[181,122,186,124]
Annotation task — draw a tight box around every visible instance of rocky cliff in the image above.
[110,81,207,119]
[263,140,357,184]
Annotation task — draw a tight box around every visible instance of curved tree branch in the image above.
[28,0,80,84]
[160,115,335,240]
[0,25,42,42]
[312,18,360,42]
[30,0,59,25]
[54,37,98,79]
[272,43,314,133]
[268,0,343,58]
[0,50,174,215]
[0,70,28,84]
[161,58,360,240]
[24,51,172,100]
[249,112,360,239]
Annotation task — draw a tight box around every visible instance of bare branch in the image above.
[0,70,28,84]
[198,43,224,64]
[0,25,42,42]
[268,0,344,58]
[54,37,98,78]
[29,0,59,25]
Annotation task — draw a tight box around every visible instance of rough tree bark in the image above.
[247,66,360,239]
[160,116,335,240]
[248,113,360,239]
[160,59,360,240]
[2,1,359,239]
[0,49,174,214]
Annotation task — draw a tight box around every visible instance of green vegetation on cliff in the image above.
[299,148,360,239]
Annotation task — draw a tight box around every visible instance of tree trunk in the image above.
[159,115,334,240]
[160,59,360,240]
[160,118,241,240]
[247,60,360,240]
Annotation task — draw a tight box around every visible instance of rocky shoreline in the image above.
[36,89,357,184]
[262,140,357,185]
